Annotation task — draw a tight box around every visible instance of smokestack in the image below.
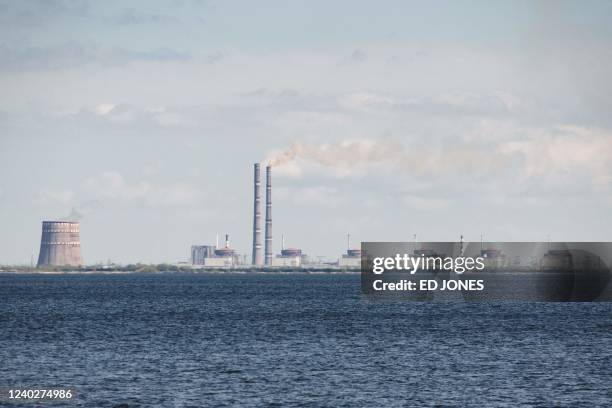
[265,165,273,265]
[37,220,82,267]
[252,163,263,266]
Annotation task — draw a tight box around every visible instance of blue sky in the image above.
[1,0,612,264]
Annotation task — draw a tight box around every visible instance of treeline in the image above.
[0,264,350,273]
[0,264,187,273]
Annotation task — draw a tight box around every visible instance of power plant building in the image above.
[193,234,238,267]
[37,221,82,267]
[339,234,361,267]
[191,245,216,265]
[272,248,303,267]
[339,249,361,267]
[480,248,507,269]
[203,257,235,267]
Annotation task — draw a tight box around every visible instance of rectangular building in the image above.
[191,245,216,265]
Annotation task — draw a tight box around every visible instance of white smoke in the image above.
[265,139,508,177]
[60,200,99,221]
[267,139,403,168]
[265,131,612,186]
[60,207,83,221]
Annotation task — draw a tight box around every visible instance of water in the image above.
[1,273,611,407]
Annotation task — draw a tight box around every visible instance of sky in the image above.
[1,0,612,264]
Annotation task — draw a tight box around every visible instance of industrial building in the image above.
[480,248,507,269]
[191,245,216,265]
[190,234,239,267]
[37,220,82,267]
[186,163,357,270]
[541,249,573,271]
[271,236,303,267]
[339,249,361,267]
[338,234,361,267]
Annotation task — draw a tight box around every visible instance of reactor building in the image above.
[338,233,361,268]
[271,235,303,267]
[191,234,238,267]
[191,245,216,265]
[37,220,82,267]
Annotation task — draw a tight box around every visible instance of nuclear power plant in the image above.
[32,162,359,270]
[187,161,358,269]
[37,221,82,267]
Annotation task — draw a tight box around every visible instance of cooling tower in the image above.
[37,221,82,267]
[265,165,273,265]
[252,163,263,266]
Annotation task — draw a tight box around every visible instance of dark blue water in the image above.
[1,273,611,407]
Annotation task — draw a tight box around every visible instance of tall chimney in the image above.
[265,165,273,265]
[252,163,263,266]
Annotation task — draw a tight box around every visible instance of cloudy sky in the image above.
[1,0,612,264]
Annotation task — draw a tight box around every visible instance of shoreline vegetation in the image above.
[0,264,361,274]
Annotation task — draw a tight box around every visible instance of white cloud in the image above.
[497,126,612,188]
[155,112,192,127]
[0,43,190,72]
[143,162,163,176]
[143,183,202,206]
[84,171,149,200]
[338,49,367,65]
[266,125,612,197]
[94,103,115,115]
[34,189,75,205]
[83,171,203,207]
[275,186,344,208]
[271,159,303,178]
[402,195,449,210]
[337,92,396,110]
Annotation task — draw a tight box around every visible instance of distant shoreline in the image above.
[0,268,361,275]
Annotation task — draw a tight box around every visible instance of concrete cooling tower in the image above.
[37,221,82,267]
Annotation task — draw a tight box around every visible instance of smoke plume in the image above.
[60,200,100,221]
[266,139,508,177]
[266,132,612,188]
[267,139,403,168]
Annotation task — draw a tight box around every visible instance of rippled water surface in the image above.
[1,273,611,407]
